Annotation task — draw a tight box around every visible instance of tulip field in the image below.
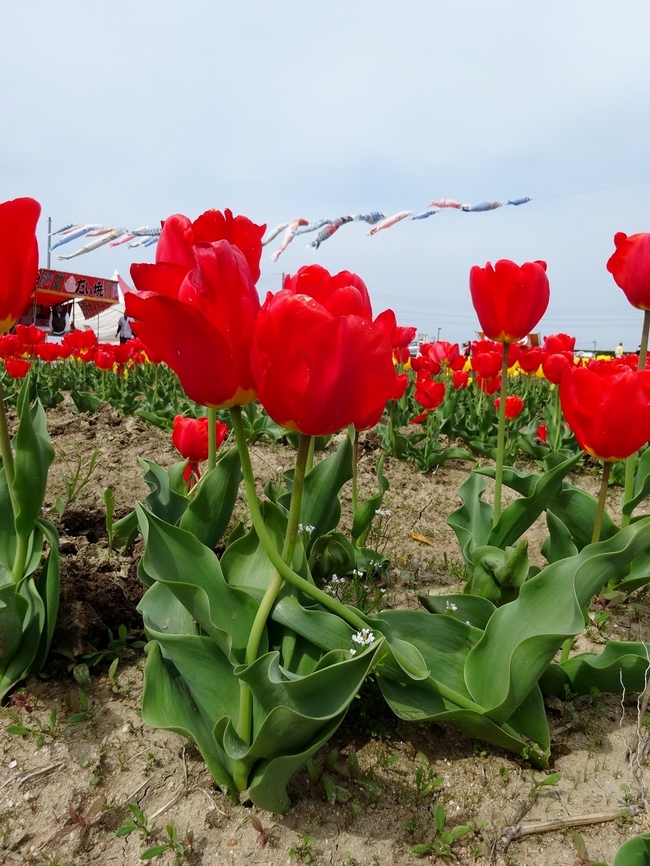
[3,199,650,864]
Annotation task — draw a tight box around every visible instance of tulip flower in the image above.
[493,395,525,420]
[518,347,543,374]
[0,198,40,336]
[452,370,469,390]
[251,265,407,435]
[543,333,575,355]
[469,259,550,344]
[414,377,445,410]
[471,350,502,379]
[15,324,46,352]
[172,415,228,485]
[536,424,548,443]
[542,352,574,385]
[4,358,30,379]
[128,209,265,409]
[560,365,650,462]
[607,232,650,311]
[94,346,115,371]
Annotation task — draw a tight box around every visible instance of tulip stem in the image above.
[593,461,612,545]
[621,310,650,527]
[493,344,510,527]
[207,407,217,472]
[0,379,17,515]
[552,385,562,452]
[236,430,311,753]
[352,429,359,516]
[230,407,368,632]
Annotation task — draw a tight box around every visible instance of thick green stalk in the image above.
[492,344,510,527]
[621,310,650,527]
[230,407,368,630]
[551,385,562,452]
[351,429,359,515]
[592,461,612,545]
[207,407,217,472]
[0,379,16,509]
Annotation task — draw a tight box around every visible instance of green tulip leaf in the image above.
[622,447,650,517]
[487,454,581,550]
[541,509,579,564]
[308,532,356,583]
[351,454,389,545]
[271,595,356,653]
[279,436,353,543]
[446,472,493,571]
[612,832,650,866]
[140,637,237,798]
[137,458,189,526]
[136,506,260,664]
[465,520,650,723]
[0,576,45,700]
[13,385,54,538]
[69,389,101,414]
[180,447,242,548]
[559,641,650,696]
[419,593,496,630]
[30,518,60,673]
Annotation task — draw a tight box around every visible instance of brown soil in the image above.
[1,400,649,865]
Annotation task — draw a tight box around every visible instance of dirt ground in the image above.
[1,400,650,866]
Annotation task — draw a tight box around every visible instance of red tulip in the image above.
[606,232,650,310]
[0,334,20,358]
[4,358,30,379]
[560,364,650,461]
[536,424,548,443]
[471,350,502,379]
[477,374,501,395]
[423,340,461,368]
[414,377,445,410]
[543,333,575,354]
[251,265,407,435]
[172,415,228,483]
[411,354,441,376]
[374,309,417,349]
[35,342,69,362]
[469,259,549,343]
[15,323,45,350]
[452,370,469,390]
[128,209,264,409]
[94,346,115,371]
[542,352,574,385]
[0,198,40,336]
[494,395,525,419]
[518,347,543,374]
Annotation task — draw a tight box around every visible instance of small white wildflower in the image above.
[298,523,315,534]
[380,588,387,594]
[349,647,357,656]
[375,508,391,517]
[465,620,471,625]
[330,574,345,585]
[445,601,458,612]
[351,568,363,577]
[351,628,376,647]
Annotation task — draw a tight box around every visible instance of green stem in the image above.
[351,430,359,516]
[306,435,315,474]
[592,461,612,545]
[621,310,650,527]
[0,378,16,510]
[552,384,562,452]
[230,407,368,631]
[493,344,510,528]
[207,407,217,472]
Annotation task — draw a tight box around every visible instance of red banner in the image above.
[33,268,119,307]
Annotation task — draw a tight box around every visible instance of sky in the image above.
[2,1,650,352]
